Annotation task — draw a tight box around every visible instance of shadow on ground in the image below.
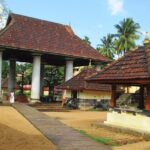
[0,123,56,150]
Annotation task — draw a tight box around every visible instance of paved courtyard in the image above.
[14,103,111,150]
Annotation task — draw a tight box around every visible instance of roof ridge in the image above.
[11,13,69,28]
[64,25,75,36]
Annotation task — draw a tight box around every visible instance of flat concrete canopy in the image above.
[0,13,110,66]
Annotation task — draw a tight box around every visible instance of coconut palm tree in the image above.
[115,18,140,55]
[97,34,115,60]
[82,36,91,45]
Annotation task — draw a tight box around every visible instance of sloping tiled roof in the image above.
[89,46,150,84]
[57,68,111,91]
[0,13,110,62]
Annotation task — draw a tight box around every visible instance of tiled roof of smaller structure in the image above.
[57,68,111,91]
[0,13,110,62]
[89,46,150,84]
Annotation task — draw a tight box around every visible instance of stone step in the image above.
[37,108,69,112]
[29,103,69,112]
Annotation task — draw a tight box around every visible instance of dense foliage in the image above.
[115,18,140,56]
[16,64,64,96]
[82,36,91,45]
[44,65,64,96]
[97,18,140,59]
[97,34,115,60]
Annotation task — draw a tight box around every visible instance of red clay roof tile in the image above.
[57,68,111,91]
[0,13,110,62]
[89,47,150,84]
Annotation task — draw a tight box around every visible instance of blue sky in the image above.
[4,0,150,48]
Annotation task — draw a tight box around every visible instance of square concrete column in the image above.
[65,59,73,81]
[0,51,3,102]
[8,59,16,93]
[31,54,41,103]
[110,85,117,108]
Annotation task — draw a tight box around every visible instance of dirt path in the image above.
[0,106,55,150]
[45,110,144,146]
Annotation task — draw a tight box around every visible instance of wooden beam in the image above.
[138,86,145,109]
[110,85,117,108]
[145,85,150,110]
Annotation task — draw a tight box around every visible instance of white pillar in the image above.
[62,59,74,105]
[65,60,73,81]
[0,51,3,102]
[8,59,16,93]
[31,54,41,103]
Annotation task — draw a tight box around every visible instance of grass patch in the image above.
[78,130,116,146]
[88,108,105,112]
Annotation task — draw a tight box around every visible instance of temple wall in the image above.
[78,90,110,100]
[66,90,71,98]
[65,90,111,100]
[124,86,140,93]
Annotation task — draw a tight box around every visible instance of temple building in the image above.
[89,37,150,133]
[57,68,123,110]
[0,13,110,103]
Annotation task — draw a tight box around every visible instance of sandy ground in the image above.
[0,106,56,150]
[112,141,150,150]
[45,110,148,149]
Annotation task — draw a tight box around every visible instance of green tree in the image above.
[97,34,115,60]
[16,63,64,98]
[115,18,140,55]
[16,63,32,84]
[82,36,91,45]
[16,63,32,94]
[2,60,8,79]
[44,65,64,99]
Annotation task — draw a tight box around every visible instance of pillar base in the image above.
[29,98,41,104]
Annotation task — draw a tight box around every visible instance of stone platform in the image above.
[105,111,150,134]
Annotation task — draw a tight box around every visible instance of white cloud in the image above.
[108,0,124,15]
